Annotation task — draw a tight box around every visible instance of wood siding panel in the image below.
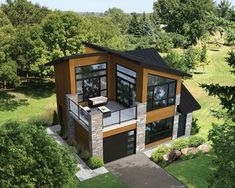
[145,137,172,148]
[84,46,103,53]
[146,106,175,124]
[103,123,137,138]
[54,60,71,127]
[74,120,90,151]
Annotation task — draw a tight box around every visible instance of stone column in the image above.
[136,102,147,152]
[172,114,179,139]
[65,94,76,141]
[185,113,192,137]
[89,111,103,158]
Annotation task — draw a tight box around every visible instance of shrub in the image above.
[81,150,90,161]
[88,157,104,169]
[171,138,189,150]
[0,121,77,187]
[191,117,200,135]
[151,145,170,163]
[188,136,205,147]
[181,153,195,160]
[155,32,174,53]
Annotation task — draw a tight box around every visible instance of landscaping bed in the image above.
[151,136,212,167]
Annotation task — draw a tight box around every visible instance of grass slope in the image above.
[165,153,215,188]
[185,44,235,138]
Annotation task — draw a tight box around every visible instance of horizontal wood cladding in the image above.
[145,137,172,149]
[146,105,175,124]
[84,46,103,53]
[142,68,182,103]
[74,120,90,151]
[69,54,109,94]
[103,123,137,138]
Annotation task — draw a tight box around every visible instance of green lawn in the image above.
[185,44,235,138]
[75,173,127,188]
[0,81,56,126]
[166,44,234,188]
[165,153,215,188]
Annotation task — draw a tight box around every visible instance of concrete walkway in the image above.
[46,125,108,181]
[105,153,185,188]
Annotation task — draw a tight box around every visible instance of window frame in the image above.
[147,74,177,111]
[145,117,174,144]
[75,62,107,102]
[116,64,137,107]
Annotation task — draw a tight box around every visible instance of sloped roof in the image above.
[46,42,191,77]
[178,84,201,114]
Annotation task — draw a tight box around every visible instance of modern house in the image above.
[46,43,200,163]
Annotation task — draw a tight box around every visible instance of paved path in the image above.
[105,153,185,188]
[46,125,108,181]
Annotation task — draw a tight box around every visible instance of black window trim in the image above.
[147,73,177,111]
[75,62,108,102]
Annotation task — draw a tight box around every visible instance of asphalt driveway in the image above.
[105,153,185,188]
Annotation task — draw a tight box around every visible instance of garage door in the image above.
[103,130,136,163]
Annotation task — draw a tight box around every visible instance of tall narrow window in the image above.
[75,63,107,102]
[116,65,136,107]
[147,74,176,111]
[177,114,187,137]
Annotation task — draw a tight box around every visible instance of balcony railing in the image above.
[68,97,137,129]
[102,106,137,127]
[68,99,90,127]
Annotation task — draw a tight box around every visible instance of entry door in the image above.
[103,130,136,163]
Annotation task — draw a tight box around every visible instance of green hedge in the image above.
[188,136,205,147]
[171,138,189,150]
[151,145,170,163]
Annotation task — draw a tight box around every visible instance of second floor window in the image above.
[75,63,107,102]
[147,74,176,111]
[116,64,136,107]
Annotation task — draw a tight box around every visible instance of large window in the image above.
[145,117,174,144]
[147,74,176,111]
[75,63,107,102]
[116,65,137,107]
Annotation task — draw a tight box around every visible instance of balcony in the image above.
[68,95,137,129]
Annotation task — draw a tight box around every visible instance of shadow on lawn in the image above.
[15,80,56,99]
[0,91,29,111]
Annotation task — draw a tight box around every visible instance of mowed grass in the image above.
[165,153,216,188]
[75,173,127,188]
[0,81,56,126]
[185,44,235,138]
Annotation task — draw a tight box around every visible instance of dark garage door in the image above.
[103,130,136,163]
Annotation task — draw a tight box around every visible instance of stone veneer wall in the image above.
[185,113,192,137]
[136,102,147,152]
[172,94,180,139]
[89,111,103,158]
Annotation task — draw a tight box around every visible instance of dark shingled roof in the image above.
[178,84,201,114]
[46,43,191,77]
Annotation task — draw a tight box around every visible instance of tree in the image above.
[182,47,200,72]
[0,121,77,187]
[41,11,85,59]
[199,44,209,72]
[153,0,215,45]
[104,8,131,34]
[10,25,46,81]
[164,51,189,73]
[155,32,174,53]
[208,122,235,188]
[1,0,49,26]
[140,12,154,36]
[128,13,142,37]
[225,27,235,45]
[217,0,232,18]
